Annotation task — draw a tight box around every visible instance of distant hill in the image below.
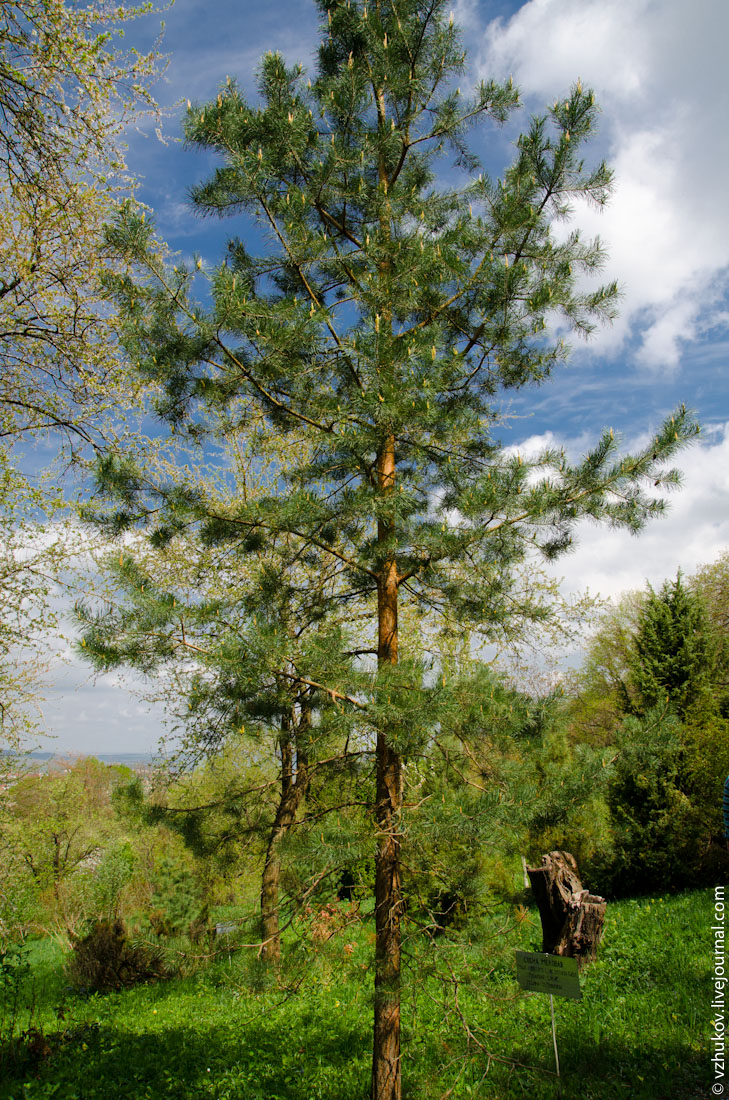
[1,751,161,768]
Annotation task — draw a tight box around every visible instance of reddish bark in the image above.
[372,434,403,1100]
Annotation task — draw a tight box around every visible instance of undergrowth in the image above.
[0,889,710,1100]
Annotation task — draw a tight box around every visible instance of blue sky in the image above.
[33,0,729,754]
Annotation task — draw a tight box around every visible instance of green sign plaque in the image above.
[515,951,582,1001]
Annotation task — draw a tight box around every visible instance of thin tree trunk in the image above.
[372,434,402,1100]
[372,67,402,1095]
[260,706,310,963]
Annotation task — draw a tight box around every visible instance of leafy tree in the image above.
[689,552,729,714]
[0,0,166,756]
[0,467,65,752]
[563,590,643,746]
[0,0,164,447]
[94,2,697,1094]
[2,758,129,936]
[0,463,146,758]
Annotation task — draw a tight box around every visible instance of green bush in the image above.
[0,939,32,1069]
[588,710,706,895]
[145,854,208,940]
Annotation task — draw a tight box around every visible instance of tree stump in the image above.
[526,851,606,967]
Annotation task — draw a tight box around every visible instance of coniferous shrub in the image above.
[584,708,729,896]
[69,919,170,993]
[562,569,729,896]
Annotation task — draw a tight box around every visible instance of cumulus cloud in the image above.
[463,0,729,370]
[545,420,729,600]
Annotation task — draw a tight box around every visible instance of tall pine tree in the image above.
[96,2,698,1094]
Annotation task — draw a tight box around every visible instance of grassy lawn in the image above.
[0,889,711,1100]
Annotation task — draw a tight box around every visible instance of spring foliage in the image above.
[0,0,165,447]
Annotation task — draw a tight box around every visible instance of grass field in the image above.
[0,888,711,1100]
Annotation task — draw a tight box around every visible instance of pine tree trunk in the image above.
[260,709,309,964]
[260,841,283,964]
[373,730,402,1100]
[372,434,402,1100]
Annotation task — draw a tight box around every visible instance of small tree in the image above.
[78,450,366,963]
[97,2,697,1094]
[563,591,643,746]
[0,0,166,757]
[626,573,717,721]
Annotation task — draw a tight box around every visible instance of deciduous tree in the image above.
[0,1,166,756]
[0,0,163,448]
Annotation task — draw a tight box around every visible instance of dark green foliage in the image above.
[68,920,169,994]
[562,565,729,896]
[607,574,729,892]
[110,775,146,822]
[625,572,717,720]
[604,714,729,895]
[146,858,207,940]
[594,710,690,895]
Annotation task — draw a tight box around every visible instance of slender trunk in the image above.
[372,434,403,1100]
[260,707,310,963]
[371,67,401,1095]
[52,834,62,902]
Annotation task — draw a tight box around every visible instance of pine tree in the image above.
[77,457,364,964]
[97,2,698,1094]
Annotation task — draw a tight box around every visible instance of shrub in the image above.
[0,939,33,1069]
[147,855,206,938]
[68,919,169,993]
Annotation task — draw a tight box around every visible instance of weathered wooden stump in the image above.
[527,850,606,968]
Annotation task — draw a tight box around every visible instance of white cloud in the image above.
[33,654,169,757]
[546,420,729,601]
[501,430,560,460]
[466,0,729,369]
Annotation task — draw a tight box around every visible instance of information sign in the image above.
[515,950,582,1001]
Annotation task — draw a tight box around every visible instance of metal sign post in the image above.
[549,994,560,1088]
[515,951,581,1092]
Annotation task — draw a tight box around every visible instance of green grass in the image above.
[0,889,711,1100]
